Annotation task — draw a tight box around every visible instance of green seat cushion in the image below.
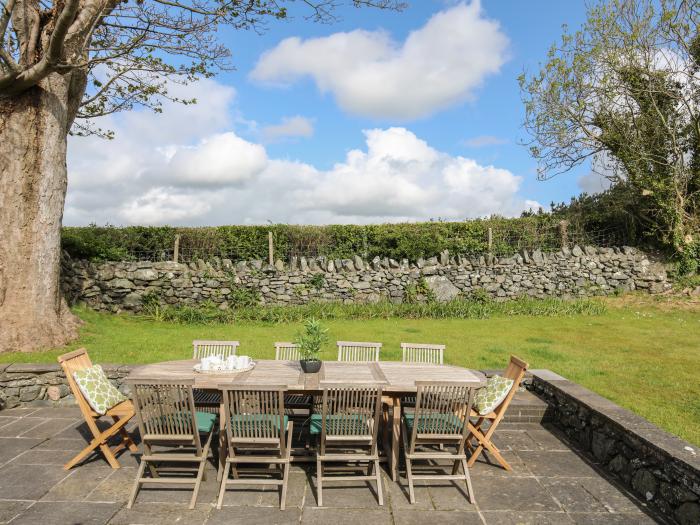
[404,412,465,435]
[230,414,288,435]
[156,411,216,434]
[195,411,217,433]
[310,413,367,435]
[73,364,127,415]
[473,375,514,416]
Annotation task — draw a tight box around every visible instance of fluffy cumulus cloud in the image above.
[66,80,537,226]
[250,1,509,119]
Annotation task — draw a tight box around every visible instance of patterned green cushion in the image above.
[73,365,127,415]
[474,375,514,416]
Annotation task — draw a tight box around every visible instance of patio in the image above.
[0,403,663,525]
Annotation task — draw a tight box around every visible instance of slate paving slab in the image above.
[42,464,116,502]
[17,418,78,439]
[9,501,120,525]
[207,506,303,525]
[566,511,661,524]
[516,450,601,478]
[470,475,561,512]
[300,507,391,525]
[480,510,575,524]
[0,437,43,465]
[108,502,210,525]
[0,417,45,437]
[0,463,71,500]
[0,500,32,524]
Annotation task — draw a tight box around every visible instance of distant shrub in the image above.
[61,216,565,262]
[140,297,606,325]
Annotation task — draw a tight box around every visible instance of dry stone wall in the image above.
[61,246,670,312]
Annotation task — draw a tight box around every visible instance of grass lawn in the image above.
[1,297,698,445]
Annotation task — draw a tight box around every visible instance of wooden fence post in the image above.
[268,231,274,265]
[487,228,493,254]
[173,234,180,263]
[559,220,569,249]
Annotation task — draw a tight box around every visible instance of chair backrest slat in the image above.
[129,379,200,449]
[192,340,239,359]
[274,342,301,361]
[401,343,444,364]
[336,341,381,362]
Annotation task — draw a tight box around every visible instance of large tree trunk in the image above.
[0,71,83,353]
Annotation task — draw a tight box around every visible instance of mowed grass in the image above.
[1,299,699,445]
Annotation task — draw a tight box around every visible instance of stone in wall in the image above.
[60,245,671,313]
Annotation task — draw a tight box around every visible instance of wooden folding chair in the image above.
[466,355,529,471]
[192,340,239,413]
[217,385,293,510]
[58,348,137,470]
[313,383,384,506]
[336,341,382,362]
[127,378,215,509]
[401,381,477,504]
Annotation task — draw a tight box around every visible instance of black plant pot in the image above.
[300,359,322,373]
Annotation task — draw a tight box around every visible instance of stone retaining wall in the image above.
[0,363,131,409]
[61,245,670,312]
[528,370,700,525]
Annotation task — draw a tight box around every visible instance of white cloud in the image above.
[119,188,216,224]
[250,1,509,119]
[162,133,267,188]
[462,135,508,148]
[262,116,314,142]
[66,80,536,226]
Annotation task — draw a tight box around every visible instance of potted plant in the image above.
[294,317,328,373]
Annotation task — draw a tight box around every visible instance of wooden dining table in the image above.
[128,359,486,481]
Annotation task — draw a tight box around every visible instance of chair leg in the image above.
[461,458,476,504]
[216,462,231,509]
[189,444,210,510]
[64,415,132,470]
[405,456,415,504]
[374,459,383,506]
[280,421,293,511]
[113,415,138,452]
[127,459,147,509]
[280,461,290,511]
[316,456,323,507]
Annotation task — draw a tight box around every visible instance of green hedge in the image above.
[62,217,566,262]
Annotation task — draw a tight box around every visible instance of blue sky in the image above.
[66,1,600,226]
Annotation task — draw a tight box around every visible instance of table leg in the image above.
[391,395,401,482]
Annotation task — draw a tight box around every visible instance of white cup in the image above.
[237,356,251,369]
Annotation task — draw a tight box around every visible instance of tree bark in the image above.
[0,70,82,353]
